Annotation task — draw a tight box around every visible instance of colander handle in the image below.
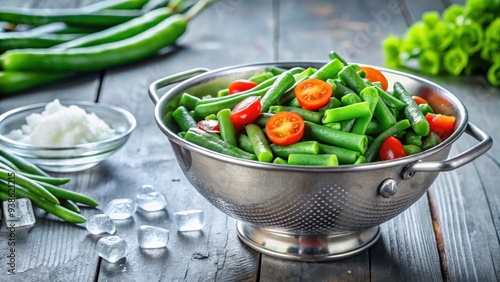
[148,68,211,105]
[403,122,492,177]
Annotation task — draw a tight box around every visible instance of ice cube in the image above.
[174,210,205,231]
[86,214,116,235]
[103,198,136,220]
[137,225,169,248]
[138,184,156,194]
[96,235,127,263]
[136,192,167,212]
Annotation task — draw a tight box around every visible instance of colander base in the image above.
[236,222,380,262]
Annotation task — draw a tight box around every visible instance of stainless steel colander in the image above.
[149,62,492,261]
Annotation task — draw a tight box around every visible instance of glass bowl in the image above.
[0,101,136,173]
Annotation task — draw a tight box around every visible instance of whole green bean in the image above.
[0,169,59,204]
[17,172,71,186]
[317,143,360,164]
[0,191,9,201]
[60,199,81,214]
[246,124,273,162]
[304,121,368,154]
[288,154,339,166]
[172,106,198,132]
[0,149,49,176]
[37,181,99,207]
[364,119,411,162]
[0,33,83,52]
[269,141,319,159]
[393,82,430,136]
[217,109,237,147]
[260,71,296,112]
[322,102,371,123]
[185,128,257,161]
[0,155,19,170]
[269,106,323,124]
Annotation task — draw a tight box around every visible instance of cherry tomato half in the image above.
[265,112,305,146]
[228,79,258,95]
[412,96,429,105]
[379,136,407,161]
[359,66,389,91]
[230,96,262,125]
[425,113,456,140]
[198,119,220,133]
[295,78,333,111]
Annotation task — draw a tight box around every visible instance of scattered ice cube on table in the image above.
[174,210,205,231]
[86,214,116,235]
[136,189,167,212]
[96,235,127,263]
[138,184,156,194]
[137,225,169,248]
[103,198,136,220]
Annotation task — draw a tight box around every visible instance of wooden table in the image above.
[1,0,499,281]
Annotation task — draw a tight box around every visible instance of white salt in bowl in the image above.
[0,101,136,172]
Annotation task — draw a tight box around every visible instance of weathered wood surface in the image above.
[1,0,499,281]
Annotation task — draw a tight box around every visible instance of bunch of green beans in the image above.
[0,0,213,95]
[0,149,98,224]
[168,52,448,166]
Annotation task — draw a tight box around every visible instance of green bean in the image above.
[322,102,371,123]
[260,71,296,112]
[339,119,356,132]
[178,132,186,138]
[338,65,369,94]
[178,92,201,110]
[0,149,48,176]
[205,114,217,120]
[217,109,237,147]
[354,155,367,164]
[366,120,383,135]
[17,172,71,186]
[273,157,288,164]
[317,143,360,164]
[0,33,84,52]
[375,87,406,110]
[0,191,9,201]
[254,113,274,127]
[268,66,288,75]
[0,181,86,224]
[351,87,379,135]
[38,182,99,207]
[423,132,442,150]
[310,58,344,81]
[419,103,435,116]
[323,123,341,130]
[0,169,59,204]
[269,106,323,124]
[373,95,397,130]
[340,93,362,105]
[304,121,368,154]
[404,130,423,147]
[328,50,348,66]
[0,156,19,170]
[245,124,273,162]
[278,68,317,104]
[185,128,257,161]
[364,119,411,162]
[237,134,254,154]
[288,98,301,107]
[319,97,342,111]
[332,80,356,99]
[393,82,430,136]
[269,141,319,159]
[358,71,367,79]
[249,72,274,83]
[217,89,229,97]
[288,154,339,166]
[60,199,81,214]
[403,145,422,155]
[172,106,198,132]
[194,88,268,117]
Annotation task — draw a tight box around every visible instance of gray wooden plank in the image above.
[92,0,274,281]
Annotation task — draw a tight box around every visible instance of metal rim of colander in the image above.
[154,61,468,173]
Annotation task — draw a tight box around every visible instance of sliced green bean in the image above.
[354,155,367,164]
[351,87,379,135]
[246,124,273,163]
[338,65,368,94]
[393,82,430,136]
[269,141,319,159]
[403,145,422,155]
[404,130,423,147]
[365,119,411,162]
[340,93,362,105]
[249,71,274,84]
[254,113,274,127]
[273,157,288,164]
[185,128,257,161]
[319,97,342,111]
[0,149,49,176]
[288,98,301,107]
[332,80,356,99]
[366,120,384,135]
[172,106,197,132]
[422,132,442,150]
[419,103,435,116]
[375,87,406,110]
[217,109,237,147]
[194,88,268,117]
[0,169,59,204]
[288,154,338,166]
[304,121,368,154]
[317,143,360,164]
[260,71,296,112]
[322,102,371,123]
[323,123,341,130]
[217,89,229,97]
[328,50,348,66]
[310,58,344,81]
[269,106,323,124]
[340,119,356,132]
[373,95,397,130]
[237,134,254,154]
[178,92,201,110]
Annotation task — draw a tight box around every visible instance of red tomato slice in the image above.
[265,112,305,146]
[295,78,333,111]
[359,66,389,91]
[425,113,456,140]
[197,120,220,133]
[412,96,429,105]
[230,96,262,125]
[379,136,407,161]
[228,79,258,95]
